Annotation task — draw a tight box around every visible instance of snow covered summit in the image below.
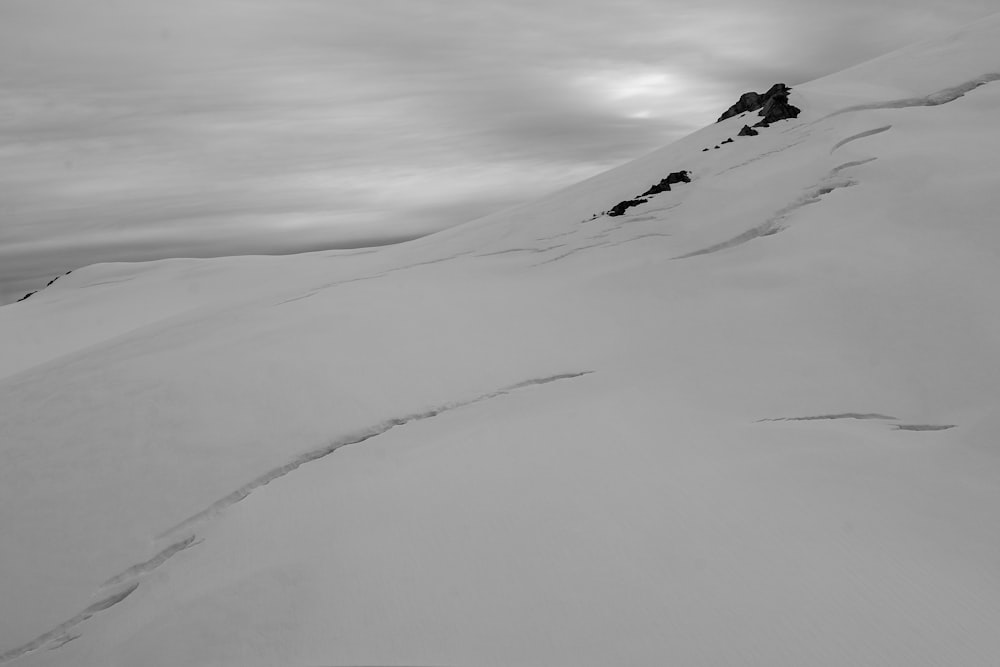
[2,13,1000,666]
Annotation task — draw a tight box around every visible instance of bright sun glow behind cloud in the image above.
[575,71,685,118]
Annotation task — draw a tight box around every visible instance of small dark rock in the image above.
[702,148,709,151]
[738,124,759,136]
[607,198,649,217]
[721,138,734,144]
[15,269,72,303]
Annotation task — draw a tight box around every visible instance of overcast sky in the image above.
[1,0,996,303]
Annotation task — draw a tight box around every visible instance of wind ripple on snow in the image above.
[675,177,859,259]
[830,125,892,153]
[0,371,595,663]
[758,413,898,422]
[159,370,594,540]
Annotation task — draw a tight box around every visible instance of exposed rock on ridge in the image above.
[607,170,691,217]
[640,170,691,197]
[607,198,649,217]
[717,83,800,124]
[754,84,801,126]
[15,271,71,303]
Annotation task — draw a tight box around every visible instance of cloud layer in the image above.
[1,0,996,302]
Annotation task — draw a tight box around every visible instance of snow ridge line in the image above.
[529,228,673,267]
[158,371,594,541]
[275,251,476,306]
[0,584,139,664]
[100,535,199,590]
[819,73,1000,120]
[532,241,614,266]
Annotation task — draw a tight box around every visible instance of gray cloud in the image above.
[1,0,997,303]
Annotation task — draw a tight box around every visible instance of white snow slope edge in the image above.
[2,15,1000,666]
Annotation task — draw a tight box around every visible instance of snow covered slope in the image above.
[2,14,999,666]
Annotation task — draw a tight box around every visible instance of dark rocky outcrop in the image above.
[721,138,734,144]
[604,169,691,218]
[15,270,72,303]
[45,271,69,287]
[607,198,649,217]
[640,170,691,197]
[738,124,759,136]
[753,86,801,127]
[717,91,767,123]
[754,109,800,127]
[717,83,800,124]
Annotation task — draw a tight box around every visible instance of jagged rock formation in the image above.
[606,170,692,217]
[721,138,734,145]
[716,83,784,122]
[717,83,800,125]
[753,85,801,126]
[717,91,765,122]
[640,170,691,197]
[738,124,759,136]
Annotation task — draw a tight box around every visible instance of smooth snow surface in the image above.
[2,14,1000,666]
